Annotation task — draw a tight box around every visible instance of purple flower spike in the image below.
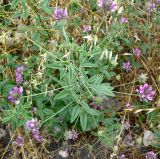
[125,102,133,109]
[33,134,43,142]
[147,2,156,12]
[97,0,118,12]
[82,25,91,32]
[26,118,40,132]
[15,136,24,147]
[8,86,23,104]
[26,118,43,142]
[53,8,68,20]
[120,17,128,23]
[145,151,157,159]
[136,83,156,102]
[16,74,23,85]
[15,66,25,74]
[122,61,132,72]
[98,0,106,7]
[64,129,78,140]
[133,48,141,57]
[108,0,118,12]
[31,128,42,141]
[15,65,25,85]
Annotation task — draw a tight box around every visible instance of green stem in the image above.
[41,102,73,125]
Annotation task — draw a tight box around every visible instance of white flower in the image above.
[100,49,118,66]
[137,73,148,84]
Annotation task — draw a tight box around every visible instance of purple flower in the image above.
[32,133,43,142]
[136,83,156,102]
[133,48,141,57]
[15,66,25,74]
[124,134,133,146]
[98,0,106,7]
[26,118,40,132]
[124,121,130,130]
[31,128,43,142]
[82,25,91,32]
[8,86,23,104]
[108,0,118,12]
[119,154,125,159]
[147,2,156,12]
[145,151,157,159]
[15,74,23,85]
[53,8,68,20]
[125,103,133,108]
[15,136,24,147]
[64,129,78,140]
[26,118,43,142]
[70,129,78,140]
[122,61,132,72]
[120,17,128,23]
[32,107,37,113]
[97,0,118,12]
[15,65,25,85]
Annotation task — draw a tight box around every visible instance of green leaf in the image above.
[38,0,52,15]
[88,74,103,85]
[132,61,142,68]
[11,0,19,9]
[70,91,80,103]
[3,114,14,123]
[83,63,98,68]
[2,85,15,96]
[17,120,26,127]
[70,106,81,123]
[81,102,101,116]
[43,108,53,115]
[80,112,88,130]
[54,90,68,100]
[91,83,115,97]
[45,63,63,69]
[11,11,22,19]
[39,0,49,6]
[63,27,70,43]
[42,6,53,15]
[21,0,28,20]
[2,110,16,124]
[32,32,40,43]
[38,109,45,120]
[0,65,4,73]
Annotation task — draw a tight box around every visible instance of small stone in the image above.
[0,128,6,139]
[59,149,69,158]
[143,130,158,146]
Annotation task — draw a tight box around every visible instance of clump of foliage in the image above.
[0,0,160,158]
